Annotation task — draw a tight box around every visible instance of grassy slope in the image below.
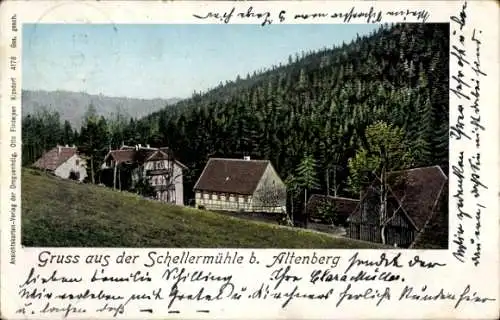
[21,169,387,248]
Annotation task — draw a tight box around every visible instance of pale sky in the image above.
[23,24,378,100]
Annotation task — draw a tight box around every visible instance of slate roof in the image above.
[348,166,448,231]
[33,146,79,171]
[193,158,271,195]
[307,194,359,222]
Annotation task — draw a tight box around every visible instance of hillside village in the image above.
[23,23,449,249]
[31,141,448,249]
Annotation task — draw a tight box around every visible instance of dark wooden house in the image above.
[306,194,359,227]
[346,165,448,248]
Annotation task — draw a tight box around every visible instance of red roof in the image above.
[33,146,78,171]
[107,150,138,163]
[104,147,186,168]
[193,158,271,195]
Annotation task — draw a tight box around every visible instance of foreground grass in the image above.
[22,169,387,248]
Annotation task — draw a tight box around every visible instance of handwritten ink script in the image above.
[192,6,429,26]
[13,250,496,318]
[449,0,488,267]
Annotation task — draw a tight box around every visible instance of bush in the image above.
[132,177,156,198]
[317,201,340,226]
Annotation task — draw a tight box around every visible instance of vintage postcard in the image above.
[0,0,498,319]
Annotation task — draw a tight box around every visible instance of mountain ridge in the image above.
[22,89,181,127]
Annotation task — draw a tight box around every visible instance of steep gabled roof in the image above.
[106,149,140,164]
[103,146,186,168]
[193,158,270,195]
[348,165,448,231]
[104,149,153,164]
[33,146,80,171]
[146,149,187,169]
[307,194,359,222]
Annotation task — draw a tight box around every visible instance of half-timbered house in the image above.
[193,157,286,214]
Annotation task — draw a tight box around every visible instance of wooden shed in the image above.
[346,165,448,248]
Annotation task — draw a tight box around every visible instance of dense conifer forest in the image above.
[22,23,449,205]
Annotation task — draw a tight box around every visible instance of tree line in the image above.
[22,104,140,184]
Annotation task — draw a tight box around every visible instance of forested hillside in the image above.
[130,23,449,200]
[23,23,449,204]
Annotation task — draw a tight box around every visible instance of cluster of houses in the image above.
[32,144,448,248]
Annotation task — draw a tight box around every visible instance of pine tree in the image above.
[295,154,320,213]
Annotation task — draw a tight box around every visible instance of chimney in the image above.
[244,156,250,161]
[65,144,69,147]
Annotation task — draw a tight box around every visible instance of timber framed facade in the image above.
[193,157,286,214]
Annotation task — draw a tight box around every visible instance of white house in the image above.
[101,144,186,206]
[32,145,87,182]
[193,157,286,214]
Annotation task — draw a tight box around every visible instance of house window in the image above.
[203,193,209,200]
[238,196,244,203]
[153,161,164,170]
[246,196,251,203]
[196,192,201,199]
[221,194,226,201]
[229,194,235,202]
